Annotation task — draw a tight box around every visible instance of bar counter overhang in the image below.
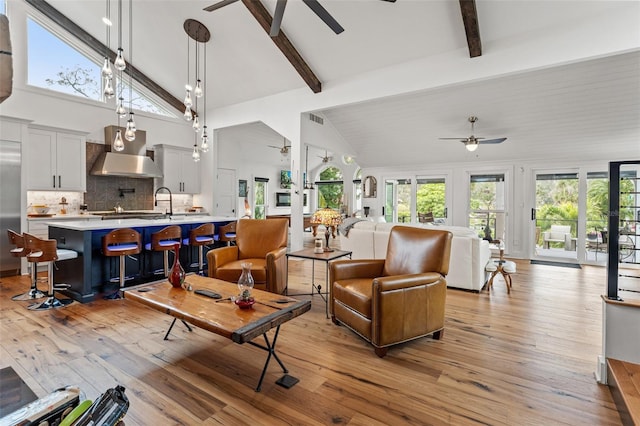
[46,216,235,303]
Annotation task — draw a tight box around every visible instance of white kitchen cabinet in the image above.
[154,144,201,194]
[27,127,86,191]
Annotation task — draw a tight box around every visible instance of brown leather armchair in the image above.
[207,218,288,294]
[329,226,452,357]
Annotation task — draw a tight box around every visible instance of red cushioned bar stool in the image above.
[183,223,215,276]
[8,229,46,301]
[102,228,142,299]
[23,233,76,311]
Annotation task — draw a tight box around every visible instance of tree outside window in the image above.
[317,166,343,209]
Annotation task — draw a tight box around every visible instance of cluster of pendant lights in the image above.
[182,19,210,162]
[101,0,135,151]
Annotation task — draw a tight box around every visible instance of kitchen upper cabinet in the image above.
[154,144,200,194]
[27,127,86,191]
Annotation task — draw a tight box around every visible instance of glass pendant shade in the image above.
[192,115,200,132]
[103,77,115,98]
[200,127,209,152]
[116,98,127,117]
[194,80,203,98]
[113,130,125,151]
[183,106,192,121]
[114,48,126,71]
[183,89,192,108]
[128,112,136,131]
[101,57,113,77]
[125,120,136,141]
[192,145,200,161]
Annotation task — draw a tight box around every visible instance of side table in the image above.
[286,248,352,318]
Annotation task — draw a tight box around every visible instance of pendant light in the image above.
[124,0,136,142]
[116,97,126,117]
[183,19,210,140]
[200,41,209,153]
[102,0,114,99]
[304,145,315,190]
[192,134,200,162]
[113,0,126,71]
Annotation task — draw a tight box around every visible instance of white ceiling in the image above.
[41,0,640,168]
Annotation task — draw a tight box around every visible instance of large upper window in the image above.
[27,18,102,100]
[27,17,174,117]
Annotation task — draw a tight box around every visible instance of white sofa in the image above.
[340,221,492,291]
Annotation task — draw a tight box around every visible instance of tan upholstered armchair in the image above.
[329,226,452,357]
[207,218,288,294]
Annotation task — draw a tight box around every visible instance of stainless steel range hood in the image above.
[90,126,163,178]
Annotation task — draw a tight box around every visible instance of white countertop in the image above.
[45,216,237,231]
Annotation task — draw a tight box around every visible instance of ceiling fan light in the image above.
[466,142,479,152]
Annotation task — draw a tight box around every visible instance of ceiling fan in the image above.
[318,150,333,163]
[440,116,507,152]
[268,138,291,156]
[204,0,396,37]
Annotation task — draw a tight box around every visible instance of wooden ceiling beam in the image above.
[24,0,186,115]
[459,0,482,58]
[241,0,322,93]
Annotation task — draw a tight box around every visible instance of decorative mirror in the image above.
[363,176,377,198]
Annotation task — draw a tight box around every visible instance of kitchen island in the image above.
[47,216,236,303]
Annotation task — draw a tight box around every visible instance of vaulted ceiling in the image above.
[30,1,640,167]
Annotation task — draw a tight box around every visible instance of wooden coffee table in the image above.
[124,275,311,391]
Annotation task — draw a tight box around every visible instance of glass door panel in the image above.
[533,172,578,262]
[416,177,448,224]
[469,174,506,242]
[384,178,412,223]
[253,179,267,219]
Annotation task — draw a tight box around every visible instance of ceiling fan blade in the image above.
[204,0,239,12]
[479,138,507,144]
[439,137,467,140]
[270,0,287,37]
[302,0,344,34]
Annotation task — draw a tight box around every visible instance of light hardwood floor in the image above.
[0,236,625,425]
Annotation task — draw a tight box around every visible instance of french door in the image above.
[532,170,579,262]
[383,174,450,224]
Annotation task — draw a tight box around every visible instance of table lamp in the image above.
[311,208,343,252]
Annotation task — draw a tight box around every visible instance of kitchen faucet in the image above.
[154,186,173,216]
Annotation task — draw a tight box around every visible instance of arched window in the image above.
[316,166,343,209]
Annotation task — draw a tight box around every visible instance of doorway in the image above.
[532,171,579,262]
[384,178,412,223]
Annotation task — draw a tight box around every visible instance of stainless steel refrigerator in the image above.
[0,139,21,276]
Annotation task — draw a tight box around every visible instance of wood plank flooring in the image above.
[0,237,626,425]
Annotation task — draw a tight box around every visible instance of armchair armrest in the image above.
[373,272,445,292]
[266,246,288,294]
[207,246,239,278]
[330,259,385,282]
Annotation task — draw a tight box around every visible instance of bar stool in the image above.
[102,228,141,299]
[8,230,45,301]
[215,221,237,246]
[145,225,182,277]
[24,233,76,311]
[182,223,215,275]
